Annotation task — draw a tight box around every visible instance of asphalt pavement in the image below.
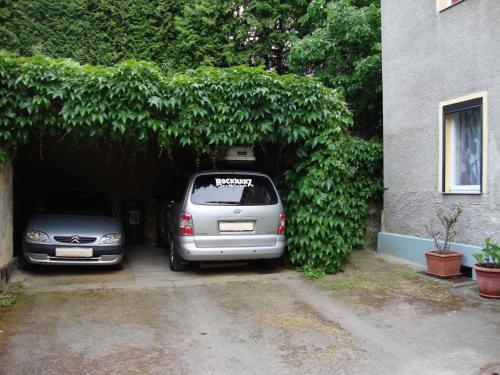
[1,247,499,374]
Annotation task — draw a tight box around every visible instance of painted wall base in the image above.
[377,232,482,279]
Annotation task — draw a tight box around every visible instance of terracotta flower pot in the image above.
[473,263,500,299]
[425,250,463,278]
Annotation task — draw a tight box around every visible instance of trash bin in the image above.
[122,200,145,245]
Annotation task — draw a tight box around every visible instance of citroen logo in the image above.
[233,209,242,215]
[71,235,80,244]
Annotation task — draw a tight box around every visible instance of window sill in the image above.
[443,192,482,195]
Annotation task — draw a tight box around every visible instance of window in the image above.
[191,174,278,206]
[437,0,464,12]
[40,190,115,216]
[440,94,487,194]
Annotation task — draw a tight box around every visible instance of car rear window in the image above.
[39,191,115,216]
[191,174,278,206]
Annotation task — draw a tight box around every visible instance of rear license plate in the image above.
[218,221,254,232]
[55,247,93,258]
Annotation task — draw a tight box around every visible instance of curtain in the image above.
[457,107,481,186]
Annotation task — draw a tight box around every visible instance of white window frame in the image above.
[436,0,464,12]
[438,92,488,195]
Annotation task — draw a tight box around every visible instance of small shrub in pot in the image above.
[473,238,500,299]
[424,205,463,278]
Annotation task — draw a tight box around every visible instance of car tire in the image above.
[259,257,282,270]
[18,254,35,271]
[156,227,167,248]
[169,238,187,271]
[112,258,124,271]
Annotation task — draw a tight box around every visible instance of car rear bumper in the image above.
[174,235,285,261]
[23,243,124,266]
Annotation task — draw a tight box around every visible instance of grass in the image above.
[0,282,23,308]
[301,265,326,280]
[314,250,471,312]
[469,285,479,293]
[330,277,373,289]
[259,312,347,337]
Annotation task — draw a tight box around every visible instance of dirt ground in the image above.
[1,248,499,375]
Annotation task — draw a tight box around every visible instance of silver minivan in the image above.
[160,171,286,271]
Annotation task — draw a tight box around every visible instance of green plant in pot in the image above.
[425,205,463,278]
[473,238,500,299]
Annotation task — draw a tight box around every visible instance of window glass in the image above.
[450,108,481,187]
[40,191,115,216]
[191,174,278,205]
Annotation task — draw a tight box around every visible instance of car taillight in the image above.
[278,212,286,234]
[180,212,193,236]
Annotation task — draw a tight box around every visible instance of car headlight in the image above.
[100,233,122,244]
[26,230,50,243]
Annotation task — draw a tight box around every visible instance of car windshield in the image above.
[39,191,115,216]
[191,174,278,206]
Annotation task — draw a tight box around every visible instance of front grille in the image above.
[48,256,100,261]
[54,236,97,244]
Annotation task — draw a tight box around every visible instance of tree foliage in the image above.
[0,0,305,72]
[0,52,382,273]
[0,0,21,48]
[1,0,186,69]
[288,0,382,137]
[0,0,382,135]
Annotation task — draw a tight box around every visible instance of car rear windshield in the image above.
[191,174,278,206]
[39,191,115,216]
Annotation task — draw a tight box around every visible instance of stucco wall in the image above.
[381,0,500,246]
[0,160,13,268]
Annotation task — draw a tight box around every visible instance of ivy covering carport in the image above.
[0,51,382,273]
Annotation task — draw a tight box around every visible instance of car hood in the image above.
[27,214,123,238]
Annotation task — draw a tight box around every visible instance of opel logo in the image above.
[71,235,80,244]
[233,209,242,215]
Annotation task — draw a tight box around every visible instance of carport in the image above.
[0,53,381,282]
[11,138,279,258]
[13,139,189,250]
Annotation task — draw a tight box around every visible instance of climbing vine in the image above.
[0,51,382,273]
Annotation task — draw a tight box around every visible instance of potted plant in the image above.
[473,238,500,299]
[425,205,463,278]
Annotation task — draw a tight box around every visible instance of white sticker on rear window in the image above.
[215,178,254,187]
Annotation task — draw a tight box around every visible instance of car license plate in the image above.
[218,221,254,232]
[55,247,93,258]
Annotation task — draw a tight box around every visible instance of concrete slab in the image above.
[10,245,290,293]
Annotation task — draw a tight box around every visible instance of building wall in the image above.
[0,161,13,269]
[381,0,500,247]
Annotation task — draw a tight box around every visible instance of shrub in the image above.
[425,205,462,255]
[474,238,500,269]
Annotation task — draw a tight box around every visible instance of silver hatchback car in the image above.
[22,190,125,269]
[159,171,286,271]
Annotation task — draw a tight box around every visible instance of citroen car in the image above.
[159,171,286,271]
[22,190,125,269]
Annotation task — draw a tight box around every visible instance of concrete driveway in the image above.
[1,247,499,374]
